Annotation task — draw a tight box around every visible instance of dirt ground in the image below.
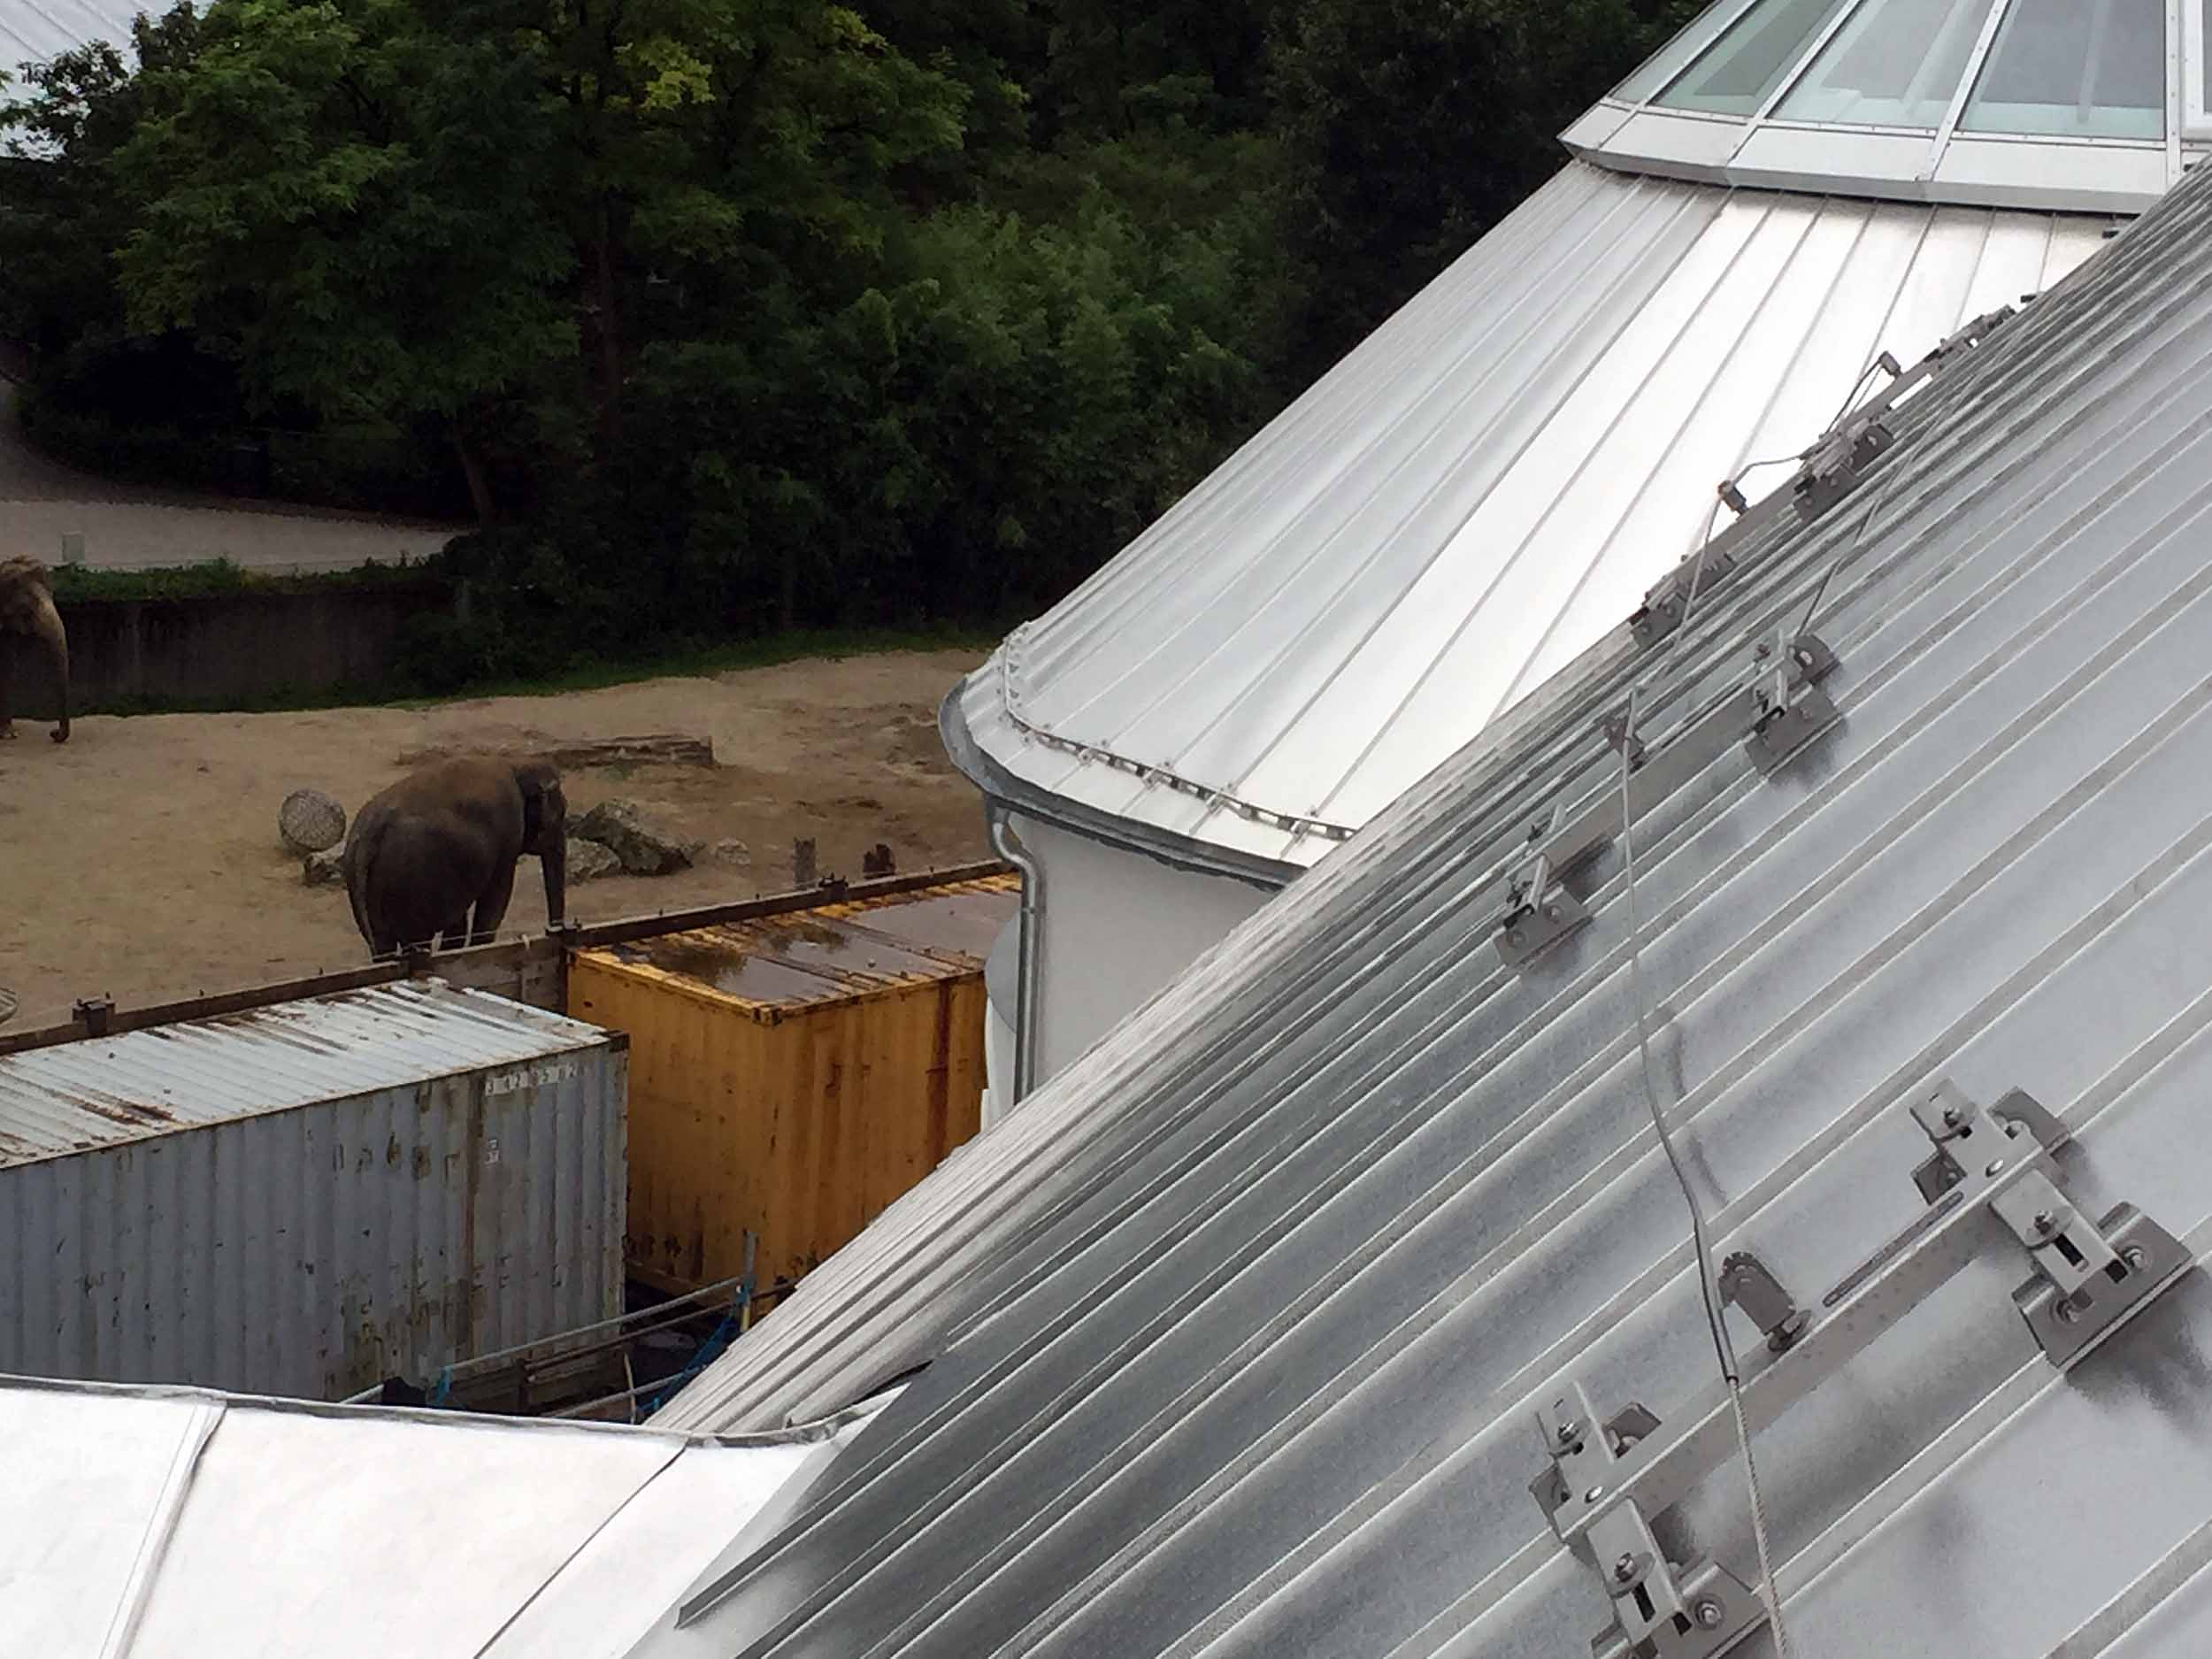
[0,649,992,1031]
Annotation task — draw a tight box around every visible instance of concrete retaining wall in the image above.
[12,583,453,715]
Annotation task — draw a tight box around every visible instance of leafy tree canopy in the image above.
[1,0,1691,679]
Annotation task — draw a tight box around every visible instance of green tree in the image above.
[1272,0,1700,367]
[109,0,576,519]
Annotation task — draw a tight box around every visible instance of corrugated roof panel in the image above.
[949,163,2118,874]
[649,143,2212,1659]
[0,980,612,1167]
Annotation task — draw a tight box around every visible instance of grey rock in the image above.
[706,837,751,869]
[303,847,347,887]
[574,799,693,877]
[566,837,622,883]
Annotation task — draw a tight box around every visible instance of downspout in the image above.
[985,800,1042,1102]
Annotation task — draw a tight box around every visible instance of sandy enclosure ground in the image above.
[0,649,993,1031]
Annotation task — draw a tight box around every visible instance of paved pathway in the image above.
[0,378,465,572]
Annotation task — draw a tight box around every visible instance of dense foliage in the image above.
[1,0,1694,680]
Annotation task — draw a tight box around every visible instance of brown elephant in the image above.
[342,757,566,958]
[0,557,69,744]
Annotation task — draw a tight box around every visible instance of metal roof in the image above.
[944,161,2114,880]
[0,0,139,65]
[652,149,2212,1657]
[577,876,1018,1012]
[0,979,615,1168]
[1564,0,2207,215]
[0,1373,848,1658]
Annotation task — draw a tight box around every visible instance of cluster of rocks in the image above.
[565,799,749,885]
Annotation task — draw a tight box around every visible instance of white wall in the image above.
[987,813,1273,1102]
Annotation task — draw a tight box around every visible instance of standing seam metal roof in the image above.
[947,161,2114,877]
[0,0,138,65]
[655,145,2212,1659]
[0,979,616,1167]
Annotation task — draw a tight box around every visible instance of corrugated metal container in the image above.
[0,979,626,1401]
[568,875,1016,1294]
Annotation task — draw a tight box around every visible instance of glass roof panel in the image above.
[1613,0,1761,103]
[1655,0,1855,116]
[1961,0,2167,140]
[1775,0,1999,127]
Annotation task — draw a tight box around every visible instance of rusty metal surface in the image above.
[0,980,626,1399]
[0,861,1012,1059]
[579,876,1020,1013]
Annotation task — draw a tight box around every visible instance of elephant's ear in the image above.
[514,759,565,849]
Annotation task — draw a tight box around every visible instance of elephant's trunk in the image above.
[31,588,67,743]
[540,831,565,930]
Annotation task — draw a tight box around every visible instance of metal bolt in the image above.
[1985,1158,2007,1177]
[2054,1298,2079,1325]
[1941,1103,1962,1128]
[1507,929,1525,948]
[1613,1553,1638,1584]
[2032,1210,2055,1237]
[2124,1246,2148,1271]
[1543,904,1561,922]
[1585,1485,1606,1504]
[1694,1599,1725,1630]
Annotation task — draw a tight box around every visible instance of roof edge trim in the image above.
[937,682,1299,891]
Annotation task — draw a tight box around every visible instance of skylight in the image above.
[1570,0,2193,216]
[1961,0,2167,139]
[1775,0,1997,127]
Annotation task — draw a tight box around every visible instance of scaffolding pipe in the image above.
[985,800,1043,1103]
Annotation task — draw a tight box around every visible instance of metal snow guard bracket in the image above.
[1790,306,2015,527]
[1491,634,1841,972]
[1528,1080,2187,1659]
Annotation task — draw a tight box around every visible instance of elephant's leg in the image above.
[468,859,518,947]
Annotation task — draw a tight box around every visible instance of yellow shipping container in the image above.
[567,874,1018,1294]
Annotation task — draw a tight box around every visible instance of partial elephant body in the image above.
[0,557,70,744]
[342,757,566,959]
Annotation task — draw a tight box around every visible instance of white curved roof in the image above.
[948,159,2114,874]
[0,0,139,65]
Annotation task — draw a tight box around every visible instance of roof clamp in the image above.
[1792,412,1895,524]
[1531,1384,1765,1659]
[1789,309,2016,527]
[1529,1080,2187,1654]
[1491,636,1839,976]
[1898,1083,2189,1366]
[1494,847,1592,972]
[1717,1251,1807,1355]
[1630,547,1739,650]
[1742,632,1841,776]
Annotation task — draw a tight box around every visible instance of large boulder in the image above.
[566,837,621,883]
[574,799,693,877]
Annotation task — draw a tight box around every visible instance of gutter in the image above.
[984,800,1043,1103]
